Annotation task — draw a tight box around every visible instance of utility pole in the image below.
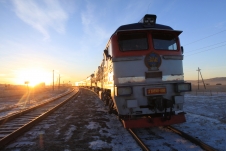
[53,70,54,91]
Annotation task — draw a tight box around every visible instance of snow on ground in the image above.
[133,127,202,151]
[1,89,226,150]
[173,92,226,151]
[0,88,71,118]
[64,125,77,142]
[87,95,142,151]
[88,92,226,151]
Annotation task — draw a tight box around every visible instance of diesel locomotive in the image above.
[77,14,191,128]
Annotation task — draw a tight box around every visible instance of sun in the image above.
[14,67,52,86]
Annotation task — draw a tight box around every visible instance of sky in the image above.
[0,0,226,86]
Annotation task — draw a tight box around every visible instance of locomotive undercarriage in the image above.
[119,97,176,121]
[85,85,186,128]
[96,89,118,115]
[147,96,174,120]
[98,87,182,121]
[121,95,186,128]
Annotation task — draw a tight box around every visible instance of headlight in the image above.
[139,14,156,27]
[117,87,132,96]
[175,83,191,92]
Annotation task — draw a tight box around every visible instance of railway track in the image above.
[77,89,219,151]
[86,88,218,150]
[0,89,74,124]
[166,126,218,151]
[0,88,79,149]
[128,126,218,151]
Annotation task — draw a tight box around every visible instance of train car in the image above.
[76,80,86,87]
[81,14,191,128]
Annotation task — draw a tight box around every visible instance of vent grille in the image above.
[145,72,162,78]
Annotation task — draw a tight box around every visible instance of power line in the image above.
[186,43,226,57]
[184,29,226,46]
[185,40,226,54]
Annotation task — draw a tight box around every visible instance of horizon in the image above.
[1,76,225,86]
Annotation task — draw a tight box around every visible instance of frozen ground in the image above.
[93,92,226,151]
[0,88,71,118]
[173,93,226,151]
[85,92,226,151]
[1,89,226,151]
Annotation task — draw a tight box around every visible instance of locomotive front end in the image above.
[109,14,191,128]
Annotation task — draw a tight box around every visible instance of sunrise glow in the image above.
[14,68,51,86]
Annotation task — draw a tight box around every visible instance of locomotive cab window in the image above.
[118,33,148,51]
[152,33,178,50]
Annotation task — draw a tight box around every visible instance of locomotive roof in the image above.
[114,23,182,34]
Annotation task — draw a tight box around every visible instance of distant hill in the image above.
[187,77,226,85]
[205,77,226,81]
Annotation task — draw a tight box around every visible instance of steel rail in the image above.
[0,90,80,149]
[127,129,150,151]
[167,126,218,151]
[0,89,74,125]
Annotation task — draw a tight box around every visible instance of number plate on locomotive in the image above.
[146,88,166,95]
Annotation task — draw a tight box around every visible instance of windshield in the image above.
[152,33,178,50]
[118,33,148,51]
